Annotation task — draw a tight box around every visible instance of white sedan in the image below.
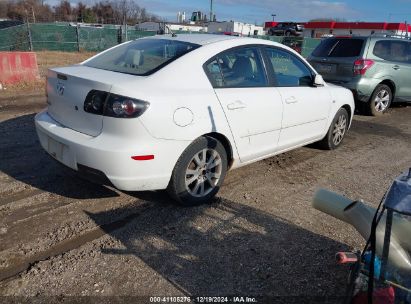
[35,34,354,205]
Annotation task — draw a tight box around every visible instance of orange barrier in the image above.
[0,52,39,85]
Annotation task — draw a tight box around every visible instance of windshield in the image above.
[83,38,200,76]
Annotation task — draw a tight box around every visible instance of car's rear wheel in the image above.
[369,84,392,116]
[167,136,228,206]
[318,108,349,150]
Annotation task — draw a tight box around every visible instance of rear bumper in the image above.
[327,77,379,103]
[34,109,189,191]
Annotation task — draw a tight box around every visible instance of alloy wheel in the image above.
[185,148,222,198]
[332,114,347,146]
[374,89,390,112]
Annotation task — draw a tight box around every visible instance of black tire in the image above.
[368,84,392,116]
[167,136,228,206]
[318,108,349,150]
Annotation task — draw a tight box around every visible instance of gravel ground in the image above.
[0,94,410,303]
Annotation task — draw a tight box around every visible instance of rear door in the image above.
[395,41,411,100]
[385,40,411,100]
[274,23,285,35]
[205,46,284,163]
[308,38,366,84]
[263,47,332,149]
[369,39,411,101]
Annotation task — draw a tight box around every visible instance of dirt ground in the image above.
[0,93,410,303]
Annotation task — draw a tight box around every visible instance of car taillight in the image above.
[353,59,374,75]
[84,90,108,115]
[105,94,149,118]
[84,90,149,118]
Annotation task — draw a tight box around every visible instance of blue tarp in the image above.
[384,168,411,215]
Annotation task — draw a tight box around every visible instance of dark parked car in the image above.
[268,22,304,37]
[0,20,23,29]
[308,36,411,116]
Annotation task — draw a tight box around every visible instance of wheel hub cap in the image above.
[374,89,390,112]
[185,148,222,198]
[332,115,347,146]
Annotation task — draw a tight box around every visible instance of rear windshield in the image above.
[312,38,364,57]
[84,38,200,76]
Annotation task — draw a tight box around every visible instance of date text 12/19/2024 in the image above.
[149,296,258,303]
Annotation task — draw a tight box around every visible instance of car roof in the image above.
[144,34,245,46]
[327,35,410,41]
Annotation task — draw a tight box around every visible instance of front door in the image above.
[263,47,332,149]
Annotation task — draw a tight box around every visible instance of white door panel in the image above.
[277,87,331,148]
[215,88,283,162]
[262,47,332,149]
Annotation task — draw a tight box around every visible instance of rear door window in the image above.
[312,38,364,57]
[205,59,224,87]
[373,40,411,63]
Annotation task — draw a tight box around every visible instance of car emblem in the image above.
[57,82,65,96]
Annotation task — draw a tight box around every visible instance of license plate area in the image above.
[317,63,336,74]
[47,137,64,161]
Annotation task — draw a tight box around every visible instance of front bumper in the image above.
[34,110,189,191]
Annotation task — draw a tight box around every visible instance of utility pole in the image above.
[31,6,36,23]
[210,0,213,22]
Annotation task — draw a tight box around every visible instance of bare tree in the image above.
[54,0,73,22]
[1,0,160,24]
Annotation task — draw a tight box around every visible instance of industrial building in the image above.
[208,21,264,36]
[135,21,207,33]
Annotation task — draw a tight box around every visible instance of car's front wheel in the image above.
[167,136,228,206]
[369,84,392,116]
[318,108,349,150]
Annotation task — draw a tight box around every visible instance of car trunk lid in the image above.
[46,65,139,136]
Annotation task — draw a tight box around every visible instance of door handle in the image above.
[227,100,247,110]
[393,65,400,70]
[285,96,298,104]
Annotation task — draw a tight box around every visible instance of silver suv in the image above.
[308,36,411,116]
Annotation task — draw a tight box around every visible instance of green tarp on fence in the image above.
[30,24,78,51]
[79,27,119,51]
[0,23,321,56]
[0,24,30,51]
[0,23,158,52]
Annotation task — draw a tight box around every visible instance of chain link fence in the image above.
[0,23,157,52]
[0,24,30,51]
[0,23,321,56]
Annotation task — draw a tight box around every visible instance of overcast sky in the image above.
[44,0,411,24]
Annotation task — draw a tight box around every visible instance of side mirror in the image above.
[314,74,325,87]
